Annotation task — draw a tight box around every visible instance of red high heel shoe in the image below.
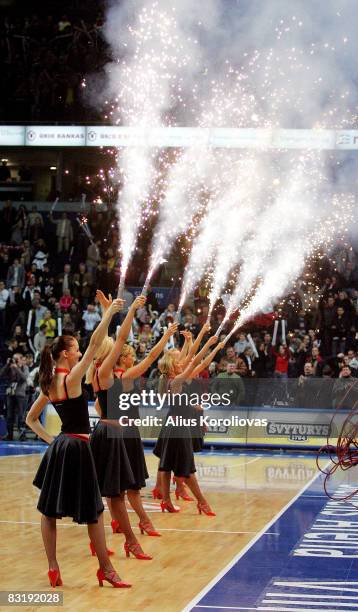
[152,487,162,500]
[111,519,123,534]
[89,542,115,557]
[48,569,62,588]
[175,490,194,502]
[124,542,152,560]
[197,502,216,516]
[138,522,161,537]
[96,568,131,588]
[160,500,180,513]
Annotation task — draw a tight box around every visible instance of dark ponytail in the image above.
[39,335,75,395]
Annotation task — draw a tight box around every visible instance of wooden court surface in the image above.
[0,450,318,611]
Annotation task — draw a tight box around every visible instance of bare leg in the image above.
[161,471,172,503]
[183,473,209,505]
[110,495,147,553]
[41,515,58,570]
[154,469,162,493]
[87,513,119,576]
[173,476,192,498]
[127,489,156,530]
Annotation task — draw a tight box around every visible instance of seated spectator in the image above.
[273,344,290,378]
[11,324,29,354]
[347,349,358,373]
[27,205,43,230]
[331,306,350,356]
[6,258,25,289]
[210,362,245,405]
[38,309,56,338]
[237,346,255,377]
[55,263,73,297]
[234,332,249,356]
[34,323,47,354]
[28,217,44,243]
[307,346,323,375]
[32,248,48,271]
[138,323,153,345]
[72,262,93,304]
[59,288,73,311]
[50,212,73,254]
[82,303,101,337]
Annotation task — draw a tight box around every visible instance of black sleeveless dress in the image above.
[153,379,196,477]
[116,372,149,490]
[90,371,135,496]
[33,376,104,524]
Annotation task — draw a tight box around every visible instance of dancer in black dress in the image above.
[94,290,178,539]
[26,299,132,589]
[113,321,178,537]
[88,294,153,560]
[153,334,224,515]
[152,323,212,501]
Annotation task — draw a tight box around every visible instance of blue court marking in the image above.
[185,465,358,612]
[0,442,45,456]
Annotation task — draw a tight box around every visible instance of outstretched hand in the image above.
[132,295,146,310]
[96,290,113,311]
[180,330,193,341]
[208,335,218,347]
[166,322,179,336]
[108,298,125,315]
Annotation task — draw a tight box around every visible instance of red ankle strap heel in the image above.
[138,522,161,537]
[96,568,131,588]
[124,541,152,560]
[89,541,114,557]
[197,502,216,516]
[111,519,123,534]
[160,500,180,513]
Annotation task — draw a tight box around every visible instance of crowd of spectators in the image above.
[0,8,108,122]
[1,197,358,439]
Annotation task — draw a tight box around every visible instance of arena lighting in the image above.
[0,125,358,148]
[50,166,57,170]
[1,158,8,162]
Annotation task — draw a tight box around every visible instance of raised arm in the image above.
[187,322,211,361]
[99,295,146,380]
[178,330,193,364]
[177,335,218,381]
[67,299,123,386]
[190,342,225,379]
[25,392,53,444]
[122,323,179,379]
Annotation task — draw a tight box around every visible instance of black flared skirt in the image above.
[90,420,135,496]
[33,433,104,524]
[153,423,196,477]
[123,425,149,490]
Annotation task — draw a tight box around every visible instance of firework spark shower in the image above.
[98,0,358,314]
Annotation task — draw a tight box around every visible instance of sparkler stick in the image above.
[272,320,279,346]
[117,276,125,299]
[281,319,286,345]
[51,197,59,214]
[247,333,259,358]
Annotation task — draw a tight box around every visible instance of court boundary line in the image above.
[183,459,330,612]
[0,520,279,536]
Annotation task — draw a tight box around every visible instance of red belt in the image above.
[65,433,89,442]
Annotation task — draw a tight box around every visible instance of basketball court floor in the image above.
[0,444,357,611]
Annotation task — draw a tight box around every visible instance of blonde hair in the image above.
[158,349,177,377]
[117,343,135,367]
[85,336,114,384]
